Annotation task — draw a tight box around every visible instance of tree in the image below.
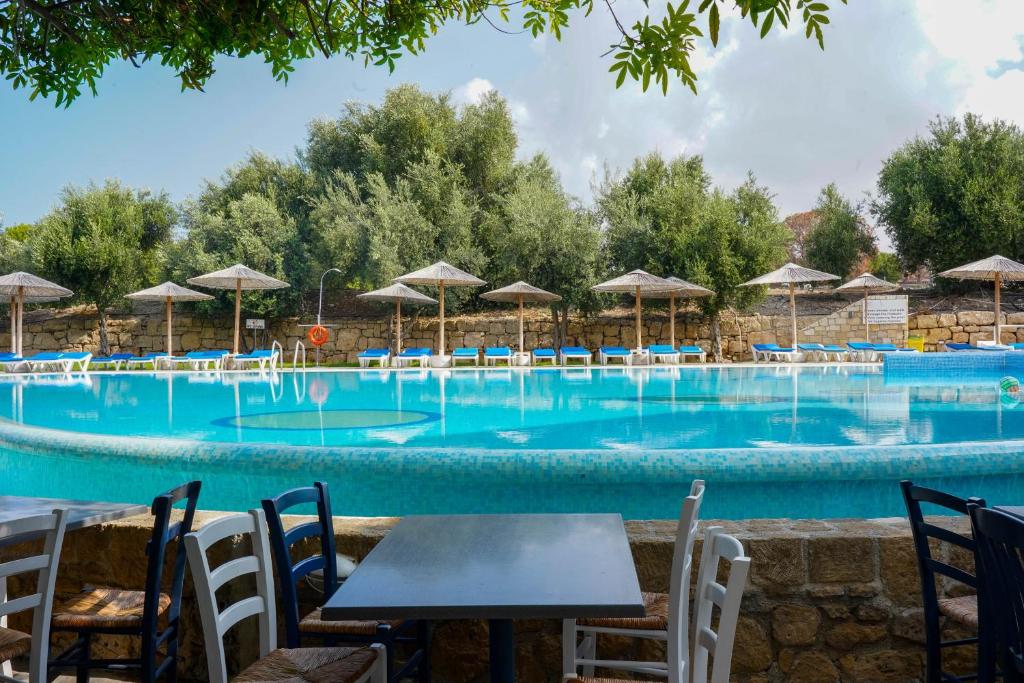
[874,114,1024,278]
[803,183,875,278]
[868,252,902,284]
[1,0,845,106]
[31,181,175,354]
[598,154,791,358]
[482,155,602,346]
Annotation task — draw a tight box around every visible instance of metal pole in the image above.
[315,268,342,367]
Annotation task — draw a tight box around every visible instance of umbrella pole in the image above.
[438,281,446,357]
[233,279,241,355]
[166,297,173,356]
[396,299,402,355]
[863,292,870,344]
[995,272,1002,343]
[17,287,24,357]
[518,295,525,354]
[8,297,14,354]
[635,285,642,351]
[789,283,797,348]
[669,293,676,348]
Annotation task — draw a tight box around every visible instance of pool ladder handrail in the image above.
[271,339,284,373]
[292,340,307,371]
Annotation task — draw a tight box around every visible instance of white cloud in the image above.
[452,77,496,106]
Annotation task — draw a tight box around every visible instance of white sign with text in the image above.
[865,297,908,325]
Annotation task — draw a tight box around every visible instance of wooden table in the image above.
[322,513,644,683]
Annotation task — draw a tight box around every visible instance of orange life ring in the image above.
[307,325,330,347]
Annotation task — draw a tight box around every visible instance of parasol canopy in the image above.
[0,272,73,355]
[394,261,485,358]
[836,273,899,343]
[188,264,289,354]
[357,284,438,354]
[481,281,561,353]
[593,270,677,350]
[939,255,1024,343]
[740,263,838,347]
[126,282,214,355]
[641,276,714,348]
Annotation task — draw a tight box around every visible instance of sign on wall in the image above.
[245,318,266,330]
[865,297,908,325]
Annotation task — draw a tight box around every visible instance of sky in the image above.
[3,0,1024,254]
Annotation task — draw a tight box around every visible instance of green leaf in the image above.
[709,3,720,45]
[759,9,774,37]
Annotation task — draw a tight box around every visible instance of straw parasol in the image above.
[357,283,438,354]
[640,276,715,348]
[0,272,73,355]
[394,261,485,357]
[592,270,678,350]
[480,281,562,353]
[939,255,1024,343]
[125,282,214,355]
[739,263,839,347]
[836,273,899,343]
[187,264,289,354]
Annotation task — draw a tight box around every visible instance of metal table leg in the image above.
[488,619,516,683]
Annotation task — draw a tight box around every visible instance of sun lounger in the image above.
[484,347,513,366]
[531,348,557,365]
[752,343,797,362]
[820,344,850,361]
[648,344,681,365]
[90,352,134,371]
[23,351,92,372]
[872,343,919,354]
[232,348,280,370]
[797,343,828,361]
[124,352,171,369]
[394,347,432,368]
[598,346,632,365]
[451,347,480,366]
[163,350,229,371]
[846,342,879,361]
[357,348,391,368]
[560,346,592,366]
[677,345,706,363]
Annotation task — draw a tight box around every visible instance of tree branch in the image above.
[19,0,82,44]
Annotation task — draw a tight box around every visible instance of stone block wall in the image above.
[799,296,909,347]
[909,310,1024,350]
[3,513,972,682]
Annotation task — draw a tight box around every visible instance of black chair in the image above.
[262,482,430,683]
[49,480,201,682]
[901,480,991,683]
[968,505,1024,683]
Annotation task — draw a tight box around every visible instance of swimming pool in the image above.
[2,364,1023,519]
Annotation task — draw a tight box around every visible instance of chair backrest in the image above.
[0,507,69,681]
[900,481,983,632]
[691,527,751,683]
[968,505,1024,678]
[261,482,337,648]
[141,481,201,677]
[185,509,276,683]
[667,480,705,683]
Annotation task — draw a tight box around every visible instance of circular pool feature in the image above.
[213,409,440,431]
[1,366,1023,519]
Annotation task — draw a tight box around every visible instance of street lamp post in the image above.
[315,268,342,367]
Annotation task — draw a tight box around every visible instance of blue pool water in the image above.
[1,364,1023,519]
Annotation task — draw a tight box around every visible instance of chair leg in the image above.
[581,630,596,677]
[76,632,91,683]
[417,620,432,683]
[561,619,577,677]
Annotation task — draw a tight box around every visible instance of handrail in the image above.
[292,340,306,370]
[271,340,284,372]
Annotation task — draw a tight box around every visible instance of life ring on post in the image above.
[307,325,330,348]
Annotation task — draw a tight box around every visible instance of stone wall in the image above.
[6,302,1019,361]
[3,513,972,683]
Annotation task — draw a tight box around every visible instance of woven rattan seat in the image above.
[938,595,979,628]
[235,646,377,682]
[52,586,171,629]
[299,607,404,636]
[578,592,668,630]
[0,627,31,662]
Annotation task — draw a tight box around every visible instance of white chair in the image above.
[0,507,69,683]
[691,527,751,683]
[563,480,706,683]
[184,509,386,683]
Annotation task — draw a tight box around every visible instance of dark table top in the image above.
[0,495,148,543]
[322,513,645,621]
[997,506,1024,518]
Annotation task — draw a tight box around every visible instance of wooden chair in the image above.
[690,527,751,683]
[261,482,430,683]
[562,480,705,683]
[184,508,386,683]
[901,480,991,683]
[49,481,201,682]
[0,507,68,683]
[967,505,1024,683]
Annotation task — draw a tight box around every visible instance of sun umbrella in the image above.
[939,255,1024,343]
[481,281,562,353]
[4,295,58,355]
[187,264,289,354]
[394,261,485,358]
[592,270,677,350]
[739,263,839,347]
[640,276,715,348]
[836,273,899,343]
[0,272,73,356]
[357,283,438,354]
[125,282,214,355]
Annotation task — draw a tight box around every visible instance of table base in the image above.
[488,619,516,683]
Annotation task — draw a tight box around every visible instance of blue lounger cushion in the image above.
[485,347,512,356]
[452,347,480,357]
[648,345,679,354]
[560,347,591,355]
[398,348,432,357]
[679,345,704,354]
[358,348,390,357]
[600,346,630,355]
[532,348,556,357]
